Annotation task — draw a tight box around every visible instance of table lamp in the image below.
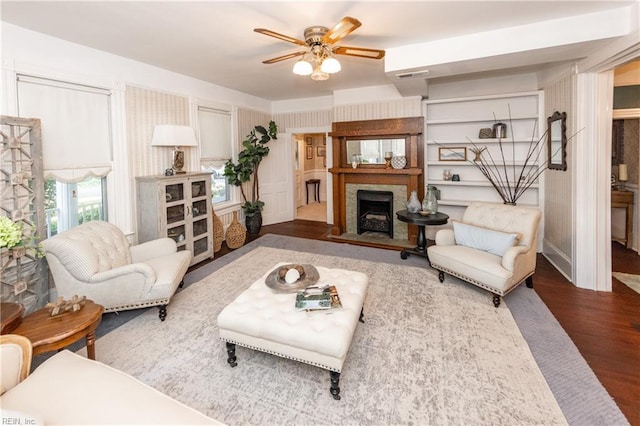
[618,163,628,191]
[151,125,198,174]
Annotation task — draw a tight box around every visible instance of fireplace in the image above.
[357,190,393,238]
[329,117,424,247]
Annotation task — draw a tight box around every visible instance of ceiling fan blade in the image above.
[333,46,385,60]
[322,17,361,45]
[254,28,307,46]
[262,51,306,64]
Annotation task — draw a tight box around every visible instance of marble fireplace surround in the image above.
[329,117,424,247]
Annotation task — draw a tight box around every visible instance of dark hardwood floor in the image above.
[209,219,640,425]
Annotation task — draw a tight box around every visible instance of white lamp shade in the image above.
[618,164,628,181]
[152,125,197,147]
[293,60,313,76]
[321,57,341,74]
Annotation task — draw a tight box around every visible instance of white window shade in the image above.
[17,75,112,183]
[198,107,231,167]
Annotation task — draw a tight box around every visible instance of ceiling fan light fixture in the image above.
[321,56,341,74]
[293,59,313,76]
[311,66,329,81]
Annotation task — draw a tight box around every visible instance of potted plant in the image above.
[223,120,278,235]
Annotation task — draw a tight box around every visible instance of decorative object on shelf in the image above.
[406,190,421,213]
[164,168,174,176]
[224,121,278,235]
[492,122,507,139]
[470,146,487,162]
[212,209,224,253]
[151,125,198,174]
[428,184,441,200]
[439,147,466,161]
[422,186,438,215]
[452,174,461,182]
[617,163,628,191]
[436,109,576,205]
[391,155,407,169]
[225,211,246,249]
[384,151,393,169]
[45,295,86,317]
[479,128,493,139]
[442,169,452,181]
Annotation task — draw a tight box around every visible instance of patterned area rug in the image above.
[84,246,567,425]
[613,272,640,295]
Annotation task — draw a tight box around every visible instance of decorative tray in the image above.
[265,264,319,293]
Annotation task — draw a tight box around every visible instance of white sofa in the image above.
[43,221,191,320]
[427,202,542,307]
[0,334,222,425]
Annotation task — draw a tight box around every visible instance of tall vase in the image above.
[225,211,246,249]
[212,209,224,253]
[406,190,421,213]
[423,186,438,214]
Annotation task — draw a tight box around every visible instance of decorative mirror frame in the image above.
[547,111,567,171]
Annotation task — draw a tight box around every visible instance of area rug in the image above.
[613,272,640,295]
[84,246,567,425]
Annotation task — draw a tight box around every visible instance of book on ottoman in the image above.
[295,285,342,311]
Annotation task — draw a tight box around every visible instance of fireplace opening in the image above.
[357,190,393,238]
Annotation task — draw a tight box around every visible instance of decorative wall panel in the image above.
[1,116,48,314]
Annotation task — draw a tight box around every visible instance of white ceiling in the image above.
[1,1,636,101]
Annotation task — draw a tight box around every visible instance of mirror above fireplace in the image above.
[346,138,405,164]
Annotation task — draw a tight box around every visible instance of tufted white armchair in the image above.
[43,221,191,320]
[427,202,542,307]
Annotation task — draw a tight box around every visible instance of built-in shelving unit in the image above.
[424,91,544,219]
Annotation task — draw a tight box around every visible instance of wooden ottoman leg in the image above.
[226,342,237,367]
[330,371,341,400]
[158,305,167,321]
[359,307,365,323]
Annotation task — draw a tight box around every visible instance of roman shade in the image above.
[198,107,232,168]
[17,75,112,182]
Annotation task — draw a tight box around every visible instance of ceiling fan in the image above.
[254,17,385,81]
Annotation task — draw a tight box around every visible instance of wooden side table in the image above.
[612,190,634,249]
[396,209,449,260]
[1,302,25,334]
[12,300,104,360]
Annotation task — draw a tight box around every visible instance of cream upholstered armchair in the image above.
[427,202,542,307]
[43,221,191,321]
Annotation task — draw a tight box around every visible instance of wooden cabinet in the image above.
[424,91,544,219]
[136,173,213,266]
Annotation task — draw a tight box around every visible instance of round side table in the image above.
[12,300,104,360]
[396,209,449,261]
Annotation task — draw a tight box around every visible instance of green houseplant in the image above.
[223,120,278,234]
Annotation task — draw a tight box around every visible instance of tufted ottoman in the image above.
[217,262,368,400]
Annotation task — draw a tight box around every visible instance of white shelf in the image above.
[428,179,539,189]
[426,115,537,125]
[438,199,539,208]
[427,160,537,167]
[426,138,540,145]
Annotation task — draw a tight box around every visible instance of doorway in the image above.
[293,132,327,223]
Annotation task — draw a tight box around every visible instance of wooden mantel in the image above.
[329,117,424,243]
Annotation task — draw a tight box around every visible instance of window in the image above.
[17,75,112,234]
[197,107,233,204]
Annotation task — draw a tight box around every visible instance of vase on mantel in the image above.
[406,190,421,213]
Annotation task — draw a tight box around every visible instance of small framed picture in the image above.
[305,137,312,146]
[306,145,313,159]
[439,147,466,161]
[317,146,326,157]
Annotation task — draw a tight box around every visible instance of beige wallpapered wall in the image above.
[622,119,639,184]
[125,86,190,178]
